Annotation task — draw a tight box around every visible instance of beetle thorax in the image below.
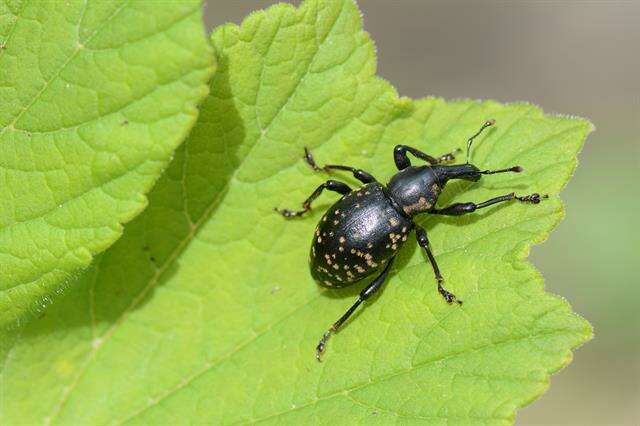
[387,166,442,216]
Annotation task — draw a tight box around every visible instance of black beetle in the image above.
[276,120,547,360]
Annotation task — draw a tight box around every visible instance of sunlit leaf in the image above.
[0,1,591,424]
[0,0,214,327]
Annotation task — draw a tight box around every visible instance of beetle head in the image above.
[434,119,523,184]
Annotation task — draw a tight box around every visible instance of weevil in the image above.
[275,120,547,360]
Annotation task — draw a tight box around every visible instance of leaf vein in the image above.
[0,0,132,138]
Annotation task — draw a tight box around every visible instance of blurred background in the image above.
[207,2,639,425]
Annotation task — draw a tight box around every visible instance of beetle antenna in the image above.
[466,119,496,164]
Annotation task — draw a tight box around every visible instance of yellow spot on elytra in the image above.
[403,196,432,215]
[339,236,346,243]
[389,233,401,243]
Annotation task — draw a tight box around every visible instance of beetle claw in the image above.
[437,147,463,164]
[304,147,324,172]
[438,282,462,305]
[275,207,306,218]
[316,330,332,362]
[516,193,549,204]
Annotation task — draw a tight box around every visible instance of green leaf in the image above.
[0,0,592,424]
[0,0,214,327]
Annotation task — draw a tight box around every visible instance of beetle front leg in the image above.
[275,180,351,218]
[393,145,461,170]
[431,192,548,216]
[415,225,462,305]
[316,258,395,361]
[304,147,377,184]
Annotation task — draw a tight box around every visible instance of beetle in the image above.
[275,120,546,360]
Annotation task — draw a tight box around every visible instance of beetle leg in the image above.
[275,180,351,218]
[394,145,439,169]
[435,148,462,164]
[430,192,548,216]
[303,147,377,184]
[393,145,460,169]
[316,257,395,361]
[415,225,462,305]
[396,119,496,169]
